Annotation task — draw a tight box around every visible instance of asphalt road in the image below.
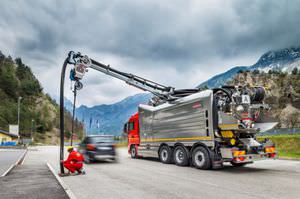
[31,146,300,199]
[0,149,25,176]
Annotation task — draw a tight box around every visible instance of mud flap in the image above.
[209,150,223,169]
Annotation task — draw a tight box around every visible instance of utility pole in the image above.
[31,119,35,143]
[17,96,22,135]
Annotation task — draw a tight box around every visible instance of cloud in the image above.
[0,0,300,106]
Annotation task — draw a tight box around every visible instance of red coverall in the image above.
[63,150,84,173]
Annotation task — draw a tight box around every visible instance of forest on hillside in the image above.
[0,51,84,144]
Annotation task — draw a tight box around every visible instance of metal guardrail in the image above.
[259,128,300,136]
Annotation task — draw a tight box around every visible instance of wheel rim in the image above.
[131,147,136,157]
[175,148,184,163]
[161,149,168,161]
[194,151,205,167]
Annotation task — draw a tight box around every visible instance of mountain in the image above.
[198,66,247,88]
[199,47,300,88]
[52,96,74,113]
[252,47,300,71]
[75,93,151,135]
[63,97,74,113]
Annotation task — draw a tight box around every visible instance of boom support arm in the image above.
[67,51,174,100]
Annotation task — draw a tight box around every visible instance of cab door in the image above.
[128,120,139,145]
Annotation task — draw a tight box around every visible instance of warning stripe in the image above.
[141,136,212,142]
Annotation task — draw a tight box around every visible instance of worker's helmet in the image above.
[67,146,74,152]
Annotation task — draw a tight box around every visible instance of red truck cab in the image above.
[124,113,140,157]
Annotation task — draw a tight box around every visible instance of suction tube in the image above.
[59,58,68,174]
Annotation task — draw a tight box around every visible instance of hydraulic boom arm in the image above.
[67,51,174,100]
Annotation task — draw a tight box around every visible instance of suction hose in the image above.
[59,58,68,174]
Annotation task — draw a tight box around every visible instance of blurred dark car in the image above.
[79,135,116,163]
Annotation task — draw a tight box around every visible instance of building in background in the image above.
[0,129,18,146]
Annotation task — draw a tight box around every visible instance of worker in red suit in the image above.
[62,146,84,174]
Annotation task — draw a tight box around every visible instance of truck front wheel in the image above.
[159,145,173,164]
[173,146,189,166]
[130,145,138,159]
[192,146,212,170]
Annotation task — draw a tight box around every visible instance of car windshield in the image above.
[90,136,114,143]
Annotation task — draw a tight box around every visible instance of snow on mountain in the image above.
[199,47,300,88]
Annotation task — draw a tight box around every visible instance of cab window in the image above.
[128,122,135,131]
[123,123,128,133]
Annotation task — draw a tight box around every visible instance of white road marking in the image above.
[1,149,27,177]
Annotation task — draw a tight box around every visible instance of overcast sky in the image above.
[1,0,300,106]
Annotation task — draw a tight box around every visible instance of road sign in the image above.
[9,125,19,136]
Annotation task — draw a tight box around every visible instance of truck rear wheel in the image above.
[130,145,138,159]
[159,145,173,164]
[173,146,189,166]
[192,146,212,170]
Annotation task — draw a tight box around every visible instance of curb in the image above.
[46,162,77,199]
[279,157,300,161]
[1,149,27,177]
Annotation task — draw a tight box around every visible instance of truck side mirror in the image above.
[123,123,128,134]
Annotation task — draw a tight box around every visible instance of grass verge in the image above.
[258,134,300,159]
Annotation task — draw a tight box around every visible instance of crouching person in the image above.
[62,146,85,175]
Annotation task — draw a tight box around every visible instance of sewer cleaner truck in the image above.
[64,51,278,170]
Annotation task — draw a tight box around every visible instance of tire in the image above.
[84,154,91,164]
[191,146,212,170]
[159,145,173,164]
[130,145,138,159]
[173,145,189,166]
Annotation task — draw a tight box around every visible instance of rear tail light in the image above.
[233,150,246,157]
[269,153,276,158]
[87,144,96,151]
[265,146,275,153]
[238,156,245,161]
[232,150,246,162]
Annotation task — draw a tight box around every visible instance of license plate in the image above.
[98,147,111,150]
[242,95,251,104]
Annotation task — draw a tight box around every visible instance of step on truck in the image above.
[63,52,278,170]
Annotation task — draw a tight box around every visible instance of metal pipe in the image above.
[70,88,77,146]
[17,96,22,135]
[59,58,68,174]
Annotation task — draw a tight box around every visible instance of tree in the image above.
[15,58,23,67]
[268,70,273,74]
[286,112,300,128]
[0,51,5,61]
[0,62,19,98]
[292,67,298,75]
[253,69,260,74]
